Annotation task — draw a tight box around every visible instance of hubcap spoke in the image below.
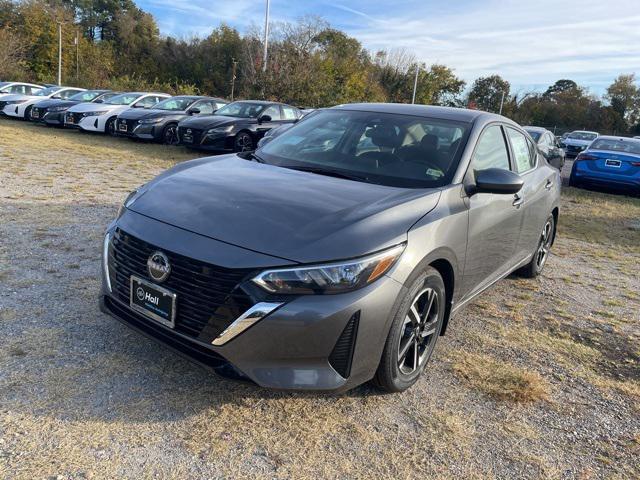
[398,286,440,375]
[398,331,416,363]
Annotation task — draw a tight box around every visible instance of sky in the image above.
[137,0,640,95]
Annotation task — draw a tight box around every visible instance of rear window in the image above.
[589,139,640,155]
[568,132,597,141]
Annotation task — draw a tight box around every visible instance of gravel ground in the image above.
[0,120,638,479]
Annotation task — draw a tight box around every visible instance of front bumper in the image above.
[100,213,404,392]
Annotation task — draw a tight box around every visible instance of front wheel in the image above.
[372,267,446,393]
[162,123,179,145]
[234,132,254,152]
[105,117,117,136]
[24,106,33,120]
[519,214,555,278]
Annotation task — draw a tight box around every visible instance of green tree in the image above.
[468,75,510,113]
[605,74,640,125]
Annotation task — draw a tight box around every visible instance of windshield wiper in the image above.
[238,151,266,163]
[282,165,368,182]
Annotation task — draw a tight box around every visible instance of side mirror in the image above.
[188,107,201,115]
[94,99,104,104]
[467,168,523,196]
[258,114,272,123]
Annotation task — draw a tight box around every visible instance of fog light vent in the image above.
[328,311,360,378]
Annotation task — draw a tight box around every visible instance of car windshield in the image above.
[154,97,197,111]
[568,132,597,141]
[589,138,640,155]
[69,90,103,102]
[0,82,9,88]
[215,102,266,118]
[106,93,143,105]
[526,130,542,141]
[34,86,62,97]
[258,109,469,188]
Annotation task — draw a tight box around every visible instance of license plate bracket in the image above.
[119,123,128,132]
[605,159,621,168]
[129,276,176,328]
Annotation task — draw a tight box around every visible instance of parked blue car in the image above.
[569,136,640,193]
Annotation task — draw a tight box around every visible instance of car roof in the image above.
[330,103,507,124]
[522,126,547,133]
[232,100,279,105]
[593,135,640,143]
[570,130,598,134]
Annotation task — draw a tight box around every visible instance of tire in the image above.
[24,106,32,121]
[105,117,117,136]
[372,267,446,393]
[234,131,254,152]
[519,214,555,278]
[162,123,179,145]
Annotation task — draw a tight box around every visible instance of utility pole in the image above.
[498,90,506,115]
[262,0,270,72]
[411,63,420,104]
[75,30,79,82]
[230,58,238,101]
[57,21,63,85]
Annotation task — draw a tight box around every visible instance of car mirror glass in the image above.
[470,168,524,195]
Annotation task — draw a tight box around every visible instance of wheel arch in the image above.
[105,115,118,133]
[429,258,455,335]
[550,207,559,246]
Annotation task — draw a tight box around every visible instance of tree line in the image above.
[1,0,639,135]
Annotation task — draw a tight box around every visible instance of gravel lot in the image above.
[0,120,638,479]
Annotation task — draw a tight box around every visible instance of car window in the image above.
[215,102,227,110]
[193,100,215,115]
[538,133,549,146]
[506,128,536,173]
[9,85,26,94]
[135,96,159,108]
[262,105,282,121]
[470,125,510,171]
[282,106,299,120]
[58,90,79,99]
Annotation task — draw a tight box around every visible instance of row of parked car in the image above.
[2,81,639,194]
[0,81,309,152]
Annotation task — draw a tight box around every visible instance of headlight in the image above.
[116,188,140,219]
[82,111,108,117]
[139,117,164,124]
[206,125,234,135]
[49,106,70,112]
[6,99,27,105]
[252,244,405,294]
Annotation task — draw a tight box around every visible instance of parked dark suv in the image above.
[101,103,560,393]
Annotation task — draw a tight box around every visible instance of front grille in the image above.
[107,228,254,342]
[177,127,203,145]
[65,112,80,124]
[117,118,137,135]
[328,312,360,378]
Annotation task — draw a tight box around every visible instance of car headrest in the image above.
[368,124,401,149]
[421,134,439,149]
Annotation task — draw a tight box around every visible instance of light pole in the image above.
[262,0,270,73]
[498,90,506,115]
[411,63,420,104]
[230,58,238,101]
[57,21,63,85]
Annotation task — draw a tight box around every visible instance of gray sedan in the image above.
[101,103,560,393]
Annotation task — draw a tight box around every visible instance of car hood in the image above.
[68,102,125,113]
[34,99,79,109]
[119,108,186,120]
[127,155,441,263]
[178,115,250,130]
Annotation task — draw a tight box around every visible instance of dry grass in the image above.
[452,351,550,403]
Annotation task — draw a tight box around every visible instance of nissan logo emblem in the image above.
[186,129,192,134]
[147,251,171,283]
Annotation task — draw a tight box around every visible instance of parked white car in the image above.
[0,81,43,100]
[64,92,170,134]
[0,86,85,119]
[559,130,599,157]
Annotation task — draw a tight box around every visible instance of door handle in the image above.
[512,194,524,207]
[545,180,553,190]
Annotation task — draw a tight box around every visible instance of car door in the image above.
[505,128,553,261]
[461,124,524,298]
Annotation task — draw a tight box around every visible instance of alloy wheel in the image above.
[397,287,440,375]
[164,125,179,145]
[536,219,553,269]
[236,134,253,152]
